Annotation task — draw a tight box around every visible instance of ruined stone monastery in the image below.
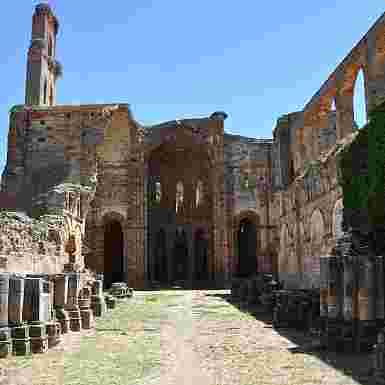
[2,4,385,290]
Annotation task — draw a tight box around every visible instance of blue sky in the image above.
[1,1,384,176]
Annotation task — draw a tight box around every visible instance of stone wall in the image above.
[0,211,70,274]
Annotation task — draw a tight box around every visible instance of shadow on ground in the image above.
[207,292,374,385]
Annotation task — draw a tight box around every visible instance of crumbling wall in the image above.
[273,13,385,289]
[0,211,68,273]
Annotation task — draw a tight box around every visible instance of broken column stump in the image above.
[11,324,31,356]
[0,327,11,358]
[23,278,50,323]
[78,298,94,329]
[8,274,24,326]
[91,280,106,317]
[355,258,377,352]
[46,321,62,348]
[0,274,10,328]
[105,295,116,309]
[29,322,48,354]
[54,306,70,334]
[65,273,82,331]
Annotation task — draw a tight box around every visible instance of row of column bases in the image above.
[0,273,115,358]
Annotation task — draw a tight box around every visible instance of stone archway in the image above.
[193,228,209,284]
[104,219,124,289]
[237,218,257,277]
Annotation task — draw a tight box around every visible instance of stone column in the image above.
[23,278,50,323]
[65,272,82,332]
[8,275,24,326]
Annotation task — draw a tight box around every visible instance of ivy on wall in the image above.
[337,101,385,227]
[367,103,385,227]
[337,122,369,211]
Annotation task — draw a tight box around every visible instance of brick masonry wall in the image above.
[0,213,71,274]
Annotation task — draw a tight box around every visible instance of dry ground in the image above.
[0,290,375,384]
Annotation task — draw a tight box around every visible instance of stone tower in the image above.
[25,3,61,106]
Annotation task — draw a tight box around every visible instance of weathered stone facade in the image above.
[2,4,385,290]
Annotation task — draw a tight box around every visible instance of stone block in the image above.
[54,274,68,307]
[67,273,80,306]
[23,278,50,323]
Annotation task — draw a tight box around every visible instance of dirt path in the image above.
[0,290,372,384]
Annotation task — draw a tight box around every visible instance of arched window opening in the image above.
[331,98,336,111]
[43,79,48,105]
[176,181,184,213]
[48,36,53,57]
[353,69,367,129]
[155,181,161,203]
[49,85,54,106]
[77,198,81,217]
[195,180,203,207]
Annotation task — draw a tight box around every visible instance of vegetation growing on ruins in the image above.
[337,101,385,227]
[0,211,62,242]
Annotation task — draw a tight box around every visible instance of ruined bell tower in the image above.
[25,3,61,106]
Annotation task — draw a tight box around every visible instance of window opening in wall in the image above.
[49,85,53,106]
[48,36,53,57]
[43,79,48,105]
[331,98,336,111]
[353,69,367,129]
[155,181,161,203]
[196,180,203,207]
[176,181,184,213]
[77,199,81,217]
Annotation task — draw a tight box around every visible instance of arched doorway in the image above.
[104,220,124,289]
[154,229,168,283]
[172,228,189,282]
[194,228,208,284]
[237,218,257,277]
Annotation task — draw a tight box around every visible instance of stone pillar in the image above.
[0,274,10,328]
[66,272,80,308]
[23,278,50,323]
[8,275,24,326]
[65,273,82,332]
[53,274,70,333]
[91,280,106,317]
[54,274,68,307]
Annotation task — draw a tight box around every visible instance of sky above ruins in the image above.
[0,1,385,177]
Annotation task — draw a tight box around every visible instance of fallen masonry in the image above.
[0,272,134,358]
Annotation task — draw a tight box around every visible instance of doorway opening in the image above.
[104,220,124,289]
[154,228,168,283]
[237,218,257,277]
[194,228,208,285]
